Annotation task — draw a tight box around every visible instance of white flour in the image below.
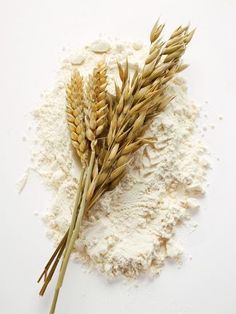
[23,39,209,278]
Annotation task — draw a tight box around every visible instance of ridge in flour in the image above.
[28,39,209,278]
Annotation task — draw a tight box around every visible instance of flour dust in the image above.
[23,39,209,278]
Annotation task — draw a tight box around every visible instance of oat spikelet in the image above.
[85,61,108,146]
[89,22,195,198]
[66,70,88,168]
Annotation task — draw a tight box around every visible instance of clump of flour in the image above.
[27,39,209,278]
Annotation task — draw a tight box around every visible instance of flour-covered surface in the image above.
[25,40,209,278]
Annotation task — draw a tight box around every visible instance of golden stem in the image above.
[49,151,96,314]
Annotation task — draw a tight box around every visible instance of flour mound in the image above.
[31,39,209,278]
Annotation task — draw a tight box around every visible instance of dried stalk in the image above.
[38,169,85,296]
[49,151,96,314]
[49,63,108,313]
[64,169,85,255]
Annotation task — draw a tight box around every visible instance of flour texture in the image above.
[30,39,209,278]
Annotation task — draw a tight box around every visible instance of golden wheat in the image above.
[85,61,108,146]
[66,70,88,168]
[87,22,195,205]
[39,21,195,314]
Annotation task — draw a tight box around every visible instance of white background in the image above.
[0,0,236,313]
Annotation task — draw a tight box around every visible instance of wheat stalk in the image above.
[49,62,109,313]
[38,72,88,290]
[38,21,195,313]
[50,151,96,314]
[45,72,89,307]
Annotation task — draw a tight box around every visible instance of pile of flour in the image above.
[24,39,209,278]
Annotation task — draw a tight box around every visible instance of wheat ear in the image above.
[49,62,109,313]
[45,71,89,306]
[66,70,88,167]
[85,61,108,146]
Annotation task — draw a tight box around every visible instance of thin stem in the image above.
[38,169,85,293]
[39,240,66,296]
[63,168,85,259]
[38,231,68,284]
[49,151,96,314]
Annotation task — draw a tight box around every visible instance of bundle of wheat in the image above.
[37,21,194,314]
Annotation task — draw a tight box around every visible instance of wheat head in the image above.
[85,61,108,147]
[66,70,88,168]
